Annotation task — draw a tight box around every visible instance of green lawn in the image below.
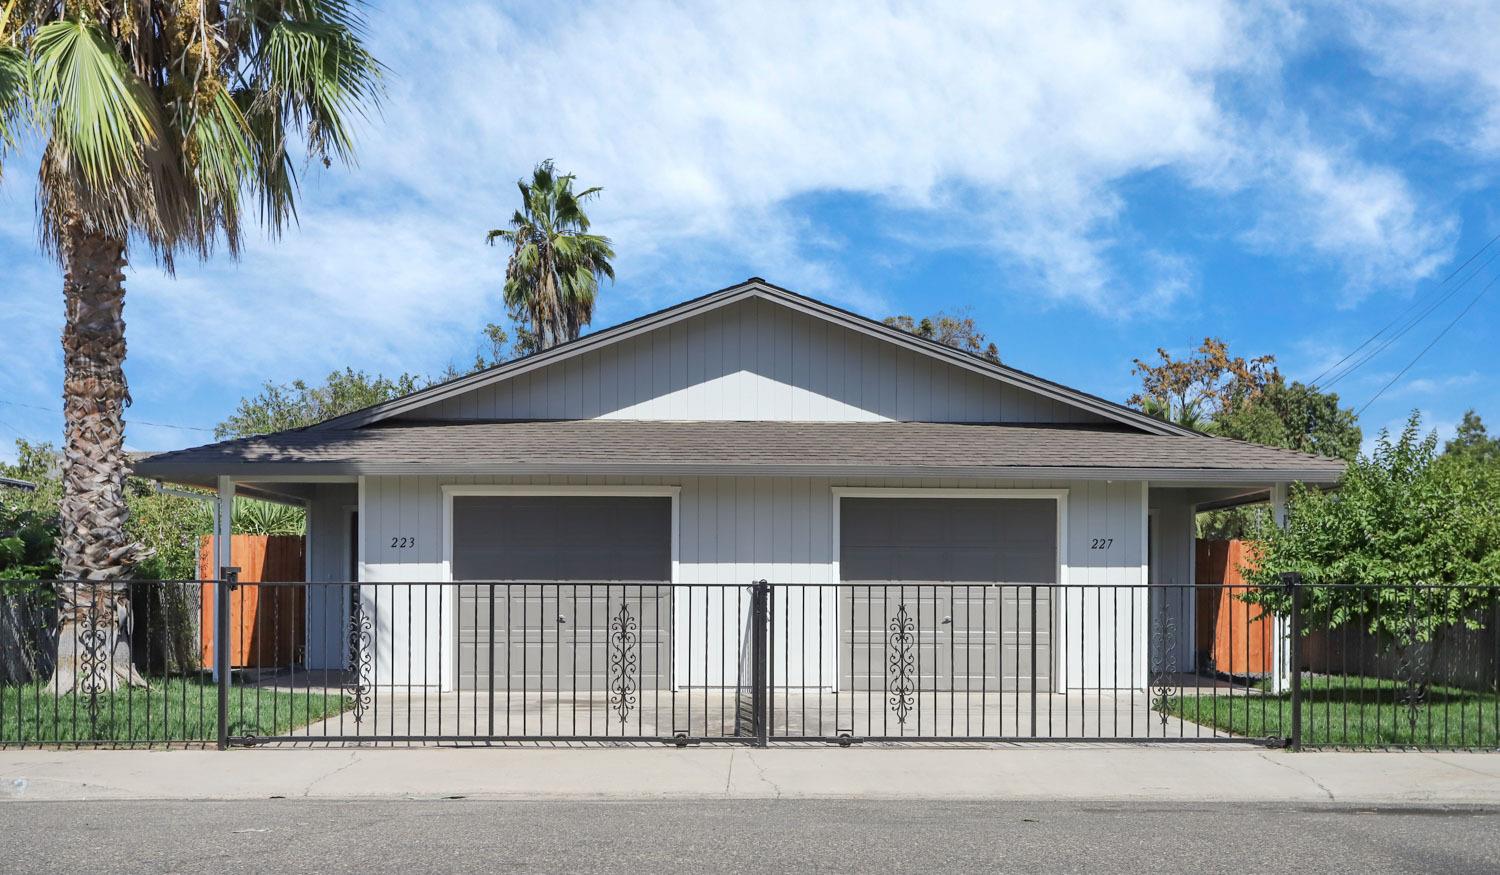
[0,677,351,745]
[1166,675,1500,748]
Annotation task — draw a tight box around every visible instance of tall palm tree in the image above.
[487,160,614,351]
[0,2,382,693]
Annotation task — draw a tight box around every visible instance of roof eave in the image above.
[135,458,1344,486]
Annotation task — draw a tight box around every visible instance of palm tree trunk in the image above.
[52,216,146,694]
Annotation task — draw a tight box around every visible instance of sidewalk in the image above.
[2,746,1498,804]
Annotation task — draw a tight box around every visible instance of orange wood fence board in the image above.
[198,535,306,669]
[1195,539,1272,676]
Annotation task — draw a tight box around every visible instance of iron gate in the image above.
[214,576,1220,747]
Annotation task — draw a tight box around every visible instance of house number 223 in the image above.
[390,536,416,549]
[1090,538,1113,550]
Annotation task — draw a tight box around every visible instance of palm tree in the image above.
[0,2,382,693]
[487,160,614,351]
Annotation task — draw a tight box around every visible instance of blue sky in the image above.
[2,1,1499,461]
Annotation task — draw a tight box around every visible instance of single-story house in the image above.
[136,278,1343,697]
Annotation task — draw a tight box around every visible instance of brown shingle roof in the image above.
[134,420,1345,484]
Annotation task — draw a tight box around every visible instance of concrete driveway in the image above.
[277,682,1244,743]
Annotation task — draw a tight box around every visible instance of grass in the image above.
[0,676,352,745]
[1166,675,1500,748]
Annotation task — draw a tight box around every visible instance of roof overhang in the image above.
[135,420,1346,490]
[141,461,1341,489]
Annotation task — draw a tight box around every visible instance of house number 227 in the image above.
[1090,538,1113,550]
[390,536,416,549]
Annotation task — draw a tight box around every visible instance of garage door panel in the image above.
[458,584,673,690]
[840,498,1056,693]
[453,496,672,690]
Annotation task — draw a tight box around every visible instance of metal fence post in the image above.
[216,566,239,750]
[751,580,770,748]
[1283,571,1304,751]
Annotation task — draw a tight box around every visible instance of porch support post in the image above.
[212,476,235,683]
[1269,482,1290,694]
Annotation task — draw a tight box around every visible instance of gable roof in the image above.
[312,278,1194,436]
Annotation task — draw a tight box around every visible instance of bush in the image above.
[1242,413,1500,644]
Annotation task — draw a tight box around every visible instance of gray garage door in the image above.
[840,497,1055,692]
[453,495,672,690]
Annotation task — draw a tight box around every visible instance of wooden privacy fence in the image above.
[197,534,306,670]
[1195,539,1273,677]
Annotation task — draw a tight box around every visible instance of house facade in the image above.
[137,279,1343,700]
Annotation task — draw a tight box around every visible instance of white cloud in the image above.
[1340,0,1500,153]
[350,0,1263,315]
[344,0,1455,315]
[1238,140,1455,303]
[0,0,1476,432]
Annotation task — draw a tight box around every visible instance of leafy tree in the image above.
[1242,414,1500,651]
[884,311,1000,362]
[0,2,382,691]
[1444,410,1500,465]
[3,440,303,680]
[436,321,533,381]
[3,440,303,582]
[1129,338,1277,429]
[487,160,615,350]
[1213,377,1362,462]
[216,369,425,439]
[0,441,63,580]
[1128,340,1358,539]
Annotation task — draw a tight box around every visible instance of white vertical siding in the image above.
[349,473,1151,689]
[400,298,1108,425]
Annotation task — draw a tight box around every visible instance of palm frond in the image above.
[0,45,27,163]
[29,19,159,189]
[184,83,255,251]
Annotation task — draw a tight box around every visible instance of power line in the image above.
[1357,271,1500,417]
[1319,247,1499,390]
[0,417,28,441]
[0,399,215,432]
[1308,231,1500,388]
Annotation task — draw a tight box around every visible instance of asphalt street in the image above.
[2,798,1497,873]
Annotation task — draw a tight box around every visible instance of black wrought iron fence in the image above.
[0,577,216,746]
[1,575,1496,749]
[1280,577,1500,750]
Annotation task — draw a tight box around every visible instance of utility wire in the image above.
[1309,231,1500,388]
[1319,247,1499,390]
[0,399,215,432]
[1357,270,1500,417]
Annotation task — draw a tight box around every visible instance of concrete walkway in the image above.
[2,747,1497,804]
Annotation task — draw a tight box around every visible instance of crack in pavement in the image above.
[740,751,783,799]
[723,751,735,796]
[300,751,361,798]
[1257,752,1336,802]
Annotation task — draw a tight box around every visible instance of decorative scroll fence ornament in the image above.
[1397,599,1428,737]
[1150,609,1179,730]
[608,598,639,724]
[77,589,107,721]
[887,602,917,725]
[345,587,372,724]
